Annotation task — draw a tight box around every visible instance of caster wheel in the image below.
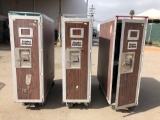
[51,81,55,87]
[111,105,115,110]
[22,103,28,106]
[66,103,73,108]
[128,106,135,111]
[84,103,90,107]
[39,102,45,106]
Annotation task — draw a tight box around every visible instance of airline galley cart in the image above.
[61,16,92,108]
[97,16,148,110]
[9,11,55,107]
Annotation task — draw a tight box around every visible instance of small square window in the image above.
[127,30,140,40]
[130,31,138,37]
[19,28,33,38]
[73,30,81,35]
[70,28,84,38]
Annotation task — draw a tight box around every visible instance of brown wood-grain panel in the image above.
[43,16,55,98]
[97,20,115,101]
[118,22,144,106]
[13,19,40,99]
[65,22,89,99]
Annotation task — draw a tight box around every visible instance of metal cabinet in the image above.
[97,16,148,110]
[9,11,55,107]
[61,16,92,108]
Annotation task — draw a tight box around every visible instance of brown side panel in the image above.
[43,16,55,98]
[97,20,115,101]
[65,22,89,99]
[13,19,40,99]
[118,22,144,106]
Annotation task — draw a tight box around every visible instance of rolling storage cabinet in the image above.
[9,11,55,107]
[61,16,92,108]
[97,16,148,110]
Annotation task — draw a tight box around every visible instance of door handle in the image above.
[67,61,73,63]
[122,58,133,68]
[122,61,126,66]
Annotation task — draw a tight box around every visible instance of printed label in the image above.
[71,40,83,47]
[127,42,137,50]
[20,39,32,46]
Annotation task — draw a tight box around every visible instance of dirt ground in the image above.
[0,44,160,120]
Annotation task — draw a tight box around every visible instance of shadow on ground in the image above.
[22,77,160,112]
[123,77,160,117]
[0,82,5,90]
[0,44,11,51]
[29,79,65,110]
[70,76,109,109]
[29,76,109,110]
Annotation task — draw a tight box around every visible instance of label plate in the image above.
[127,42,137,50]
[71,40,83,47]
[20,39,32,46]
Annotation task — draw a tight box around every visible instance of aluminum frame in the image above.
[98,17,117,104]
[135,19,148,105]
[115,19,148,110]
[61,17,92,103]
[9,14,44,103]
[41,14,55,102]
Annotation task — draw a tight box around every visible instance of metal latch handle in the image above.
[122,58,133,67]
[17,58,29,62]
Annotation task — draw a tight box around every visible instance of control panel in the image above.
[66,49,81,69]
[120,52,135,74]
[15,48,31,68]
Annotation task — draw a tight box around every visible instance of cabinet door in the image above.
[13,19,40,100]
[115,19,145,109]
[65,22,89,100]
